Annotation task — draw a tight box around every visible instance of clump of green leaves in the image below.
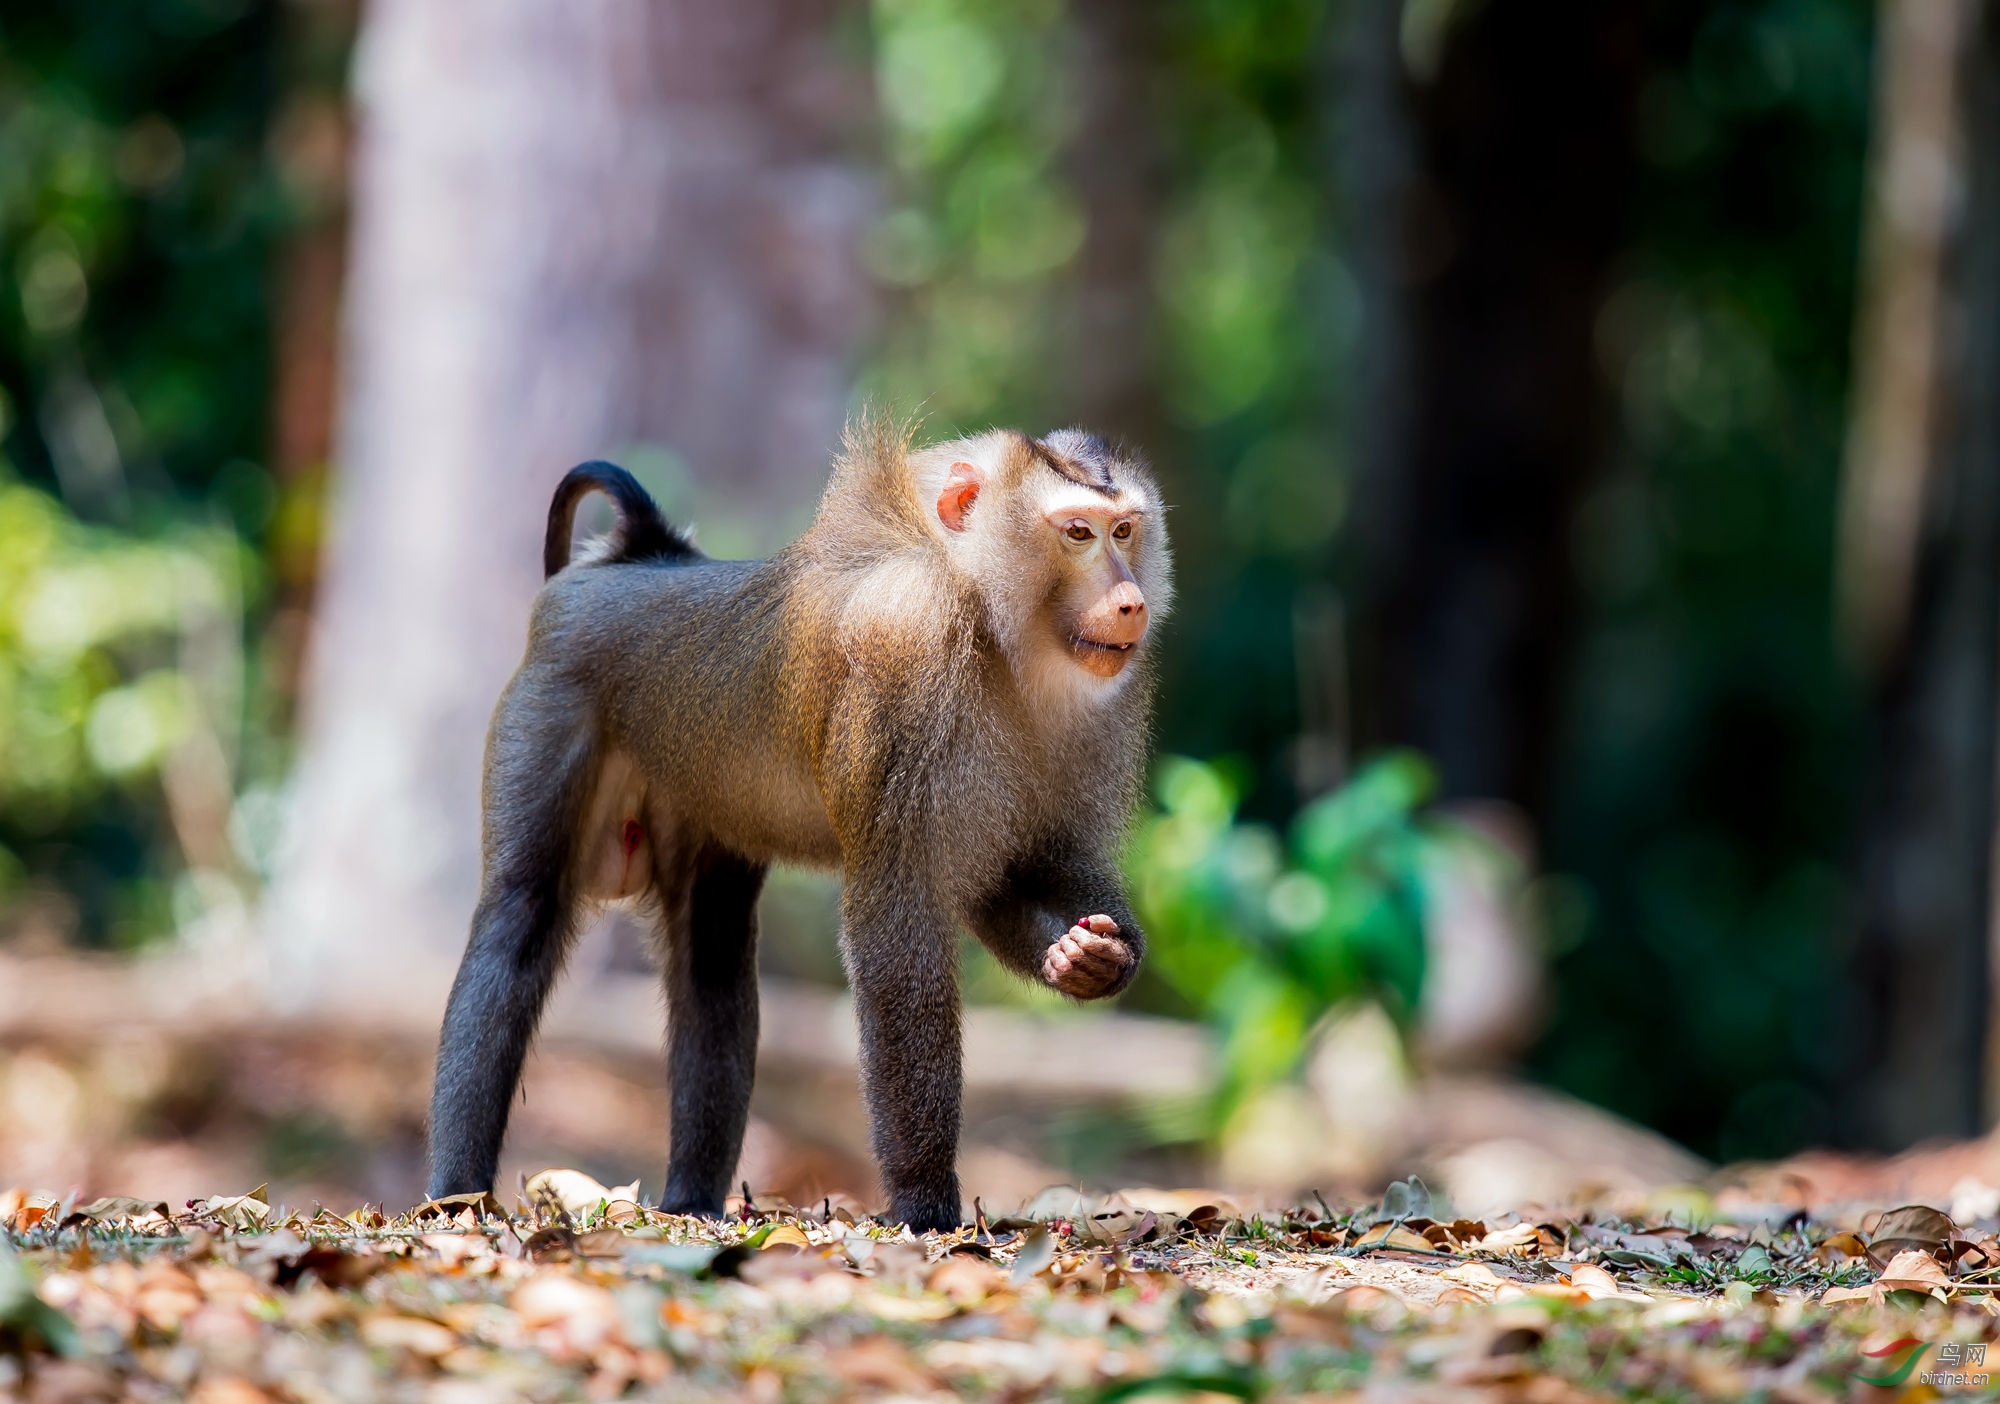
[0,473,248,941]
[1125,751,1454,1126]
[861,0,1085,424]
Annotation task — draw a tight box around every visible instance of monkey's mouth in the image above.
[1070,636,1136,655]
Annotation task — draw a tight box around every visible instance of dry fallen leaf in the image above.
[188,1378,271,1404]
[1010,1227,1056,1284]
[422,1232,490,1267]
[1876,1248,1951,1297]
[1471,1223,1542,1255]
[929,1255,1005,1307]
[859,1290,956,1322]
[193,1188,271,1233]
[1865,1205,1955,1269]
[512,1272,625,1360]
[360,1313,459,1358]
[1439,1262,1509,1295]
[525,1168,641,1217]
[1354,1222,1434,1253]
[1562,1263,1642,1300]
[829,1336,933,1393]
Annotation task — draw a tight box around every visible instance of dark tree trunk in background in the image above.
[1351,1,1637,820]
[1062,0,1167,454]
[1845,0,2000,1146]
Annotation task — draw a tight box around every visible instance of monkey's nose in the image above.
[1091,582,1148,645]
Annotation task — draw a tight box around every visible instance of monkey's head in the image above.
[919,428,1173,696]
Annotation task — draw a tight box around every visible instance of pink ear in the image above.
[937,461,981,532]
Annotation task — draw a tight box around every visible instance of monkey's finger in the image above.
[1075,930,1132,960]
[1082,914,1119,936]
[1077,949,1127,979]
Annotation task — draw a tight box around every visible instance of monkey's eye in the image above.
[1112,520,1134,541]
[1064,520,1095,542]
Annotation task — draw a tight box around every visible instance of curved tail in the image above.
[544,461,701,578]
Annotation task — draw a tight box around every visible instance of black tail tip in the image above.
[544,461,699,578]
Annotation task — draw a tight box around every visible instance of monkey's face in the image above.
[929,429,1171,693]
[1046,498,1150,678]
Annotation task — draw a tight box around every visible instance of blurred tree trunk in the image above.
[266,0,874,1013]
[1349,0,1637,820]
[1062,0,1166,455]
[1842,0,2000,1145]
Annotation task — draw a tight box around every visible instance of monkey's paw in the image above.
[1042,916,1136,999]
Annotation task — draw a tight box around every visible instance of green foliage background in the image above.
[0,0,339,945]
[1537,0,1873,1161]
[0,0,1884,1161]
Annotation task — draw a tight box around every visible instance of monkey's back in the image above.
[515,555,842,867]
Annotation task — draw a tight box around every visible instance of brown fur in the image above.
[427,417,1172,1230]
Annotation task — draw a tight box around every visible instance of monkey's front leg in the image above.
[841,873,964,1232]
[969,856,1143,1001]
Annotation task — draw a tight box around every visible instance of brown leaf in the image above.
[188,1377,271,1404]
[409,1191,502,1222]
[191,1190,270,1233]
[1814,1231,1867,1264]
[511,1273,625,1360]
[360,1314,459,1358]
[14,1192,59,1230]
[828,1336,932,1393]
[1273,1304,1351,1342]
[1353,1223,1433,1253]
[1470,1222,1541,1255]
[1178,1205,1221,1233]
[63,1197,170,1229]
[1439,1262,1509,1296]
[1009,1227,1056,1284]
[738,1246,830,1284]
[571,1229,632,1259]
[858,1290,956,1322]
[524,1169,639,1219]
[1865,1204,1955,1269]
[1325,1285,1407,1319]
[928,1255,1005,1307]
[422,1232,490,1267]
[290,1247,388,1290]
[1562,1263,1640,1300]
[134,1261,204,1332]
[1876,1248,1951,1296]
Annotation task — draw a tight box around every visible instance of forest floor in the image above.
[0,1176,1995,1402]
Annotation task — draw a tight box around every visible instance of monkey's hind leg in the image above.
[426,694,596,1201]
[658,844,768,1217]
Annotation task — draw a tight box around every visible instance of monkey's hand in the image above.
[1042,915,1137,999]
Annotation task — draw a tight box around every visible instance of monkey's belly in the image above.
[696,749,840,867]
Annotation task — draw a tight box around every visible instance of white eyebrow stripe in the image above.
[1039,483,1145,516]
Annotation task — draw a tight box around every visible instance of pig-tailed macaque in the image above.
[426,420,1172,1231]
